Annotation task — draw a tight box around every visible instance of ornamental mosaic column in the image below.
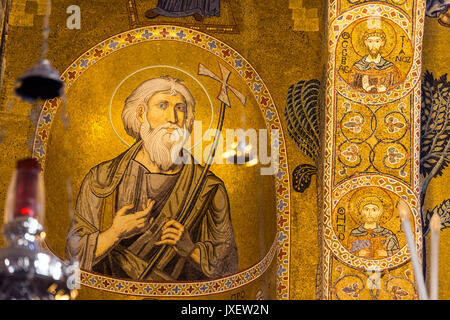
[317,0,426,300]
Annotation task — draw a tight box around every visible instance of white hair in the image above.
[122,76,196,139]
[139,119,186,172]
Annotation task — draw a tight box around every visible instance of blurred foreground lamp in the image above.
[0,159,78,300]
[14,59,64,103]
[14,0,64,103]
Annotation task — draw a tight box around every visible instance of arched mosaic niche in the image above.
[33,26,290,299]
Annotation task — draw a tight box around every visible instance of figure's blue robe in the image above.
[153,0,220,18]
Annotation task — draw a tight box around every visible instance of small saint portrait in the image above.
[65,76,238,281]
[348,28,402,93]
[346,193,400,260]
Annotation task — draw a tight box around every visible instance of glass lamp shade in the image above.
[14,59,64,103]
[0,158,79,300]
[4,158,45,227]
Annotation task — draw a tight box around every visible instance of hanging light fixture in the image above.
[14,59,64,103]
[14,0,64,102]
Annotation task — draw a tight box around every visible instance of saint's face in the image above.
[364,36,385,57]
[146,91,186,130]
[361,203,382,224]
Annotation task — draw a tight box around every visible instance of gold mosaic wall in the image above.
[0,0,448,300]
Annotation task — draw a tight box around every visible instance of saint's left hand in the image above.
[376,249,388,257]
[377,85,387,92]
[155,219,195,257]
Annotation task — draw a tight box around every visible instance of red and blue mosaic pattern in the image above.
[32,26,291,299]
[80,239,278,297]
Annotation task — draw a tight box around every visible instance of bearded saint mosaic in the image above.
[348,28,402,93]
[65,76,239,281]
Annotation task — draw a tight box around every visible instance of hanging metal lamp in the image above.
[14,0,64,103]
[14,59,64,103]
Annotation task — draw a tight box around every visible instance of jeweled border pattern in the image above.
[80,238,277,297]
[329,3,422,106]
[32,26,291,299]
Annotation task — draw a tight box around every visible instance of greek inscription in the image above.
[395,55,411,63]
[336,207,346,241]
[339,33,351,73]
[231,290,246,300]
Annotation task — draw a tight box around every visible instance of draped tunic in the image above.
[153,0,220,18]
[349,55,402,93]
[65,140,238,281]
[347,224,400,259]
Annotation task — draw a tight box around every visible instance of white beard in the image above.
[140,119,187,172]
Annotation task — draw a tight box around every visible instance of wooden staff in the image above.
[138,63,246,280]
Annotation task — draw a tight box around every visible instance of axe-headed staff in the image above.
[139,62,246,280]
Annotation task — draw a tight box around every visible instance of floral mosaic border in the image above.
[32,25,291,298]
[80,239,277,297]
[321,1,425,299]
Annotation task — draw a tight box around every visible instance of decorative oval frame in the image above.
[329,3,422,105]
[32,26,291,299]
[325,174,422,271]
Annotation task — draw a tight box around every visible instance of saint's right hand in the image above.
[358,248,370,257]
[110,199,155,240]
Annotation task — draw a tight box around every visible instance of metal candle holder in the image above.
[0,216,78,300]
[0,158,78,300]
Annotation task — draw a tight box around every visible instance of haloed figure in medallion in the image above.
[349,28,402,93]
[65,76,238,281]
[347,195,400,259]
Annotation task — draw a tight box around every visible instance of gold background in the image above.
[43,39,278,272]
[422,17,450,300]
[0,0,448,299]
